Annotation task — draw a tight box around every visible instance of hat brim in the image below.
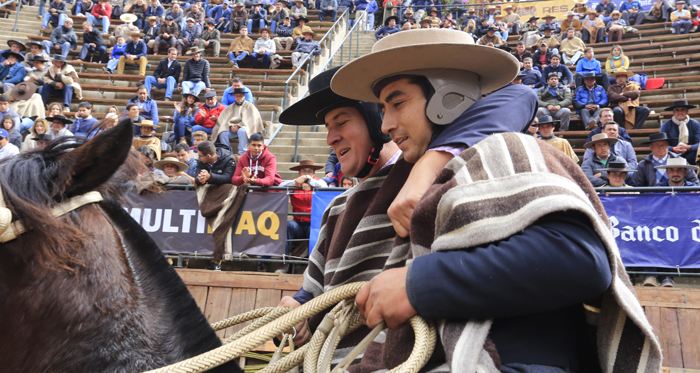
[583,138,618,149]
[331,39,520,102]
[1,51,24,62]
[7,40,26,51]
[45,116,73,124]
[135,123,159,128]
[641,137,678,145]
[183,93,200,102]
[384,16,399,25]
[664,104,697,111]
[289,164,324,171]
[655,164,699,170]
[120,14,138,22]
[10,82,38,101]
[279,87,349,125]
[599,167,636,172]
[611,70,634,78]
[533,120,560,131]
[154,159,189,172]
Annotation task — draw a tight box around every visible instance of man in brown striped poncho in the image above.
[331,29,662,372]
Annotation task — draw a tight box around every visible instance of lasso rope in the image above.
[144,282,436,373]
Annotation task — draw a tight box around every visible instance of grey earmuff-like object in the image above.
[417,69,483,125]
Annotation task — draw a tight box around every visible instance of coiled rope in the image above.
[144,282,436,373]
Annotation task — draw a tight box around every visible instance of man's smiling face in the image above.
[325,106,374,178]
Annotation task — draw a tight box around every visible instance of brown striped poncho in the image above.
[350,132,662,373]
[302,158,413,364]
[196,184,248,261]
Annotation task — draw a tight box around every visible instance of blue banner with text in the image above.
[309,190,344,255]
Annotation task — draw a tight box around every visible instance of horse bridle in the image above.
[0,189,104,243]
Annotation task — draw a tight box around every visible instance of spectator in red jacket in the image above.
[276,159,328,273]
[231,133,282,187]
[193,90,225,135]
[88,0,112,34]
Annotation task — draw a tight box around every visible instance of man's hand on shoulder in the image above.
[356,267,416,330]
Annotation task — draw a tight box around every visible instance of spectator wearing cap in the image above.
[273,17,295,51]
[582,9,605,44]
[250,28,276,69]
[212,87,264,155]
[21,42,46,69]
[532,41,554,70]
[375,16,399,40]
[178,18,202,55]
[559,27,585,66]
[671,0,692,34]
[560,12,581,39]
[46,114,74,139]
[193,90,225,135]
[539,14,561,33]
[72,101,99,137]
[229,2,248,33]
[105,35,127,74]
[318,0,338,21]
[596,0,617,23]
[574,71,608,130]
[180,46,210,95]
[582,133,624,186]
[0,128,19,160]
[277,159,327,273]
[0,51,27,94]
[174,142,198,177]
[132,119,164,159]
[42,18,78,58]
[227,27,254,68]
[477,25,505,46]
[198,19,221,57]
[584,120,638,169]
[109,14,140,45]
[154,15,179,55]
[607,69,649,130]
[630,133,700,186]
[620,0,643,25]
[78,21,109,63]
[535,115,579,163]
[0,40,26,65]
[145,47,181,101]
[40,55,83,111]
[521,57,542,89]
[222,77,254,105]
[511,41,532,69]
[599,161,636,188]
[41,0,68,30]
[143,16,161,48]
[660,100,700,165]
[165,3,185,26]
[535,26,559,55]
[125,85,160,135]
[292,16,312,43]
[117,31,148,76]
[575,47,609,91]
[292,30,321,67]
[537,73,572,131]
[88,0,113,34]
[541,54,574,88]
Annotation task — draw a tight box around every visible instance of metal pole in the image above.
[355,12,361,58]
[12,0,21,32]
[292,125,301,162]
[282,82,288,109]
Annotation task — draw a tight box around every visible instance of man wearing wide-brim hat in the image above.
[250,27,276,69]
[502,4,521,35]
[154,156,195,185]
[581,8,606,44]
[332,28,661,373]
[375,15,399,40]
[21,41,50,69]
[109,14,140,45]
[45,114,74,139]
[0,51,27,94]
[607,68,649,130]
[0,40,26,65]
[40,54,83,112]
[535,114,579,163]
[211,87,264,155]
[654,157,699,186]
[181,46,211,96]
[117,31,149,76]
[291,29,321,67]
[599,160,637,188]
[539,13,561,33]
[419,17,431,28]
[659,99,700,165]
[477,25,505,45]
[582,132,625,186]
[630,132,700,186]
[133,119,165,160]
[560,11,582,41]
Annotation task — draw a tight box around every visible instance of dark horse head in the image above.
[0,120,242,373]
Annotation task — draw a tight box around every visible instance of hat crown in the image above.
[607,161,628,169]
[591,133,610,141]
[371,29,475,55]
[308,66,342,95]
[538,115,554,123]
[648,132,671,142]
[666,158,690,167]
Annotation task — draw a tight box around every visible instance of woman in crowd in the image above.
[173,93,199,144]
[87,112,119,139]
[107,105,120,115]
[2,115,22,149]
[46,103,62,120]
[21,118,49,152]
[463,18,477,35]
[605,45,630,85]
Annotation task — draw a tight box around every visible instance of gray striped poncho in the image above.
[302,158,414,364]
[349,133,662,373]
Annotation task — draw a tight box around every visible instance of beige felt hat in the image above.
[330,29,519,102]
[584,133,618,149]
[611,68,634,78]
[574,0,588,3]
[134,119,159,128]
[120,13,138,23]
[154,156,189,172]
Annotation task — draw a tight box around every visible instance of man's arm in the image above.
[150,101,159,127]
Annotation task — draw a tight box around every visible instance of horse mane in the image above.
[0,136,144,273]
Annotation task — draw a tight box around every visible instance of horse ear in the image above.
[58,119,135,197]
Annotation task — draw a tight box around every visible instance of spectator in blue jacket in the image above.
[595,0,617,23]
[660,100,700,165]
[105,35,127,74]
[318,0,338,21]
[0,40,26,65]
[521,57,543,89]
[248,2,268,32]
[575,47,609,91]
[375,16,400,40]
[574,72,609,130]
[117,31,149,76]
[363,0,378,31]
[541,54,574,88]
[292,30,321,66]
[71,102,99,137]
[221,77,254,105]
[145,0,164,19]
[0,51,27,94]
[619,0,643,25]
[125,85,160,136]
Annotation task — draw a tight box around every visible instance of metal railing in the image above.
[0,0,22,32]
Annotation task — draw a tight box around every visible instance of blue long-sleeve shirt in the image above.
[661,118,700,154]
[619,0,641,12]
[367,0,378,13]
[354,0,368,11]
[221,85,254,105]
[521,68,542,88]
[294,39,322,54]
[71,116,99,137]
[125,40,148,59]
[110,43,127,59]
[0,62,27,84]
[375,25,399,40]
[576,57,602,74]
[125,96,159,129]
[174,107,198,132]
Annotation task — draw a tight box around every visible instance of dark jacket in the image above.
[538,84,573,108]
[511,50,532,65]
[195,145,236,185]
[541,63,574,86]
[596,1,617,16]
[660,117,700,157]
[153,58,182,82]
[82,28,106,47]
[183,58,210,87]
[629,152,700,186]
[50,26,79,50]
[125,40,147,59]
[276,23,294,37]
[158,21,180,38]
[532,49,553,67]
[143,21,161,40]
[574,84,608,111]
[581,153,623,186]
[607,83,640,108]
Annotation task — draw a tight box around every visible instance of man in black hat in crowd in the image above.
[512,70,526,84]
[630,132,700,186]
[39,54,81,112]
[0,40,26,64]
[78,21,109,63]
[374,15,399,40]
[599,161,635,188]
[180,46,211,96]
[477,25,505,45]
[21,41,49,69]
[535,114,579,162]
[660,100,700,165]
[0,51,26,93]
[574,71,608,130]
[212,87,264,155]
[46,114,74,139]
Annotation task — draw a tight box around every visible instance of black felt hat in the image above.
[45,115,73,125]
[641,132,678,146]
[532,115,560,131]
[1,50,23,62]
[663,100,697,111]
[384,15,399,26]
